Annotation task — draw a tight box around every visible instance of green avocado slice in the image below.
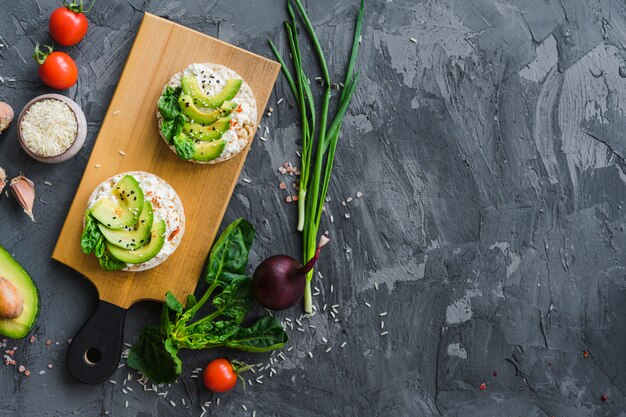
[107,220,166,264]
[181,75,242,108]
[178,95,237,125]
[98,201,154,250]
[90,175,145,230]
[183,116,232,142]
[0,245,39,339]
[192,139,227,162]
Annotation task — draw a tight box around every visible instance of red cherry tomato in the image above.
[33,44,78,90]
[203,358,238,393]
[49,7,89,46]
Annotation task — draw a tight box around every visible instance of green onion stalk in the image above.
[270,0,364,313]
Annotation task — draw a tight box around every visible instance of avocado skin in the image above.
[183,116,232,142]
[192,139,227,162]
[181,75,242,108]
[178,95,237,125]
[107,220,166,264]
[0,245,39,339]
[98,201,154,250]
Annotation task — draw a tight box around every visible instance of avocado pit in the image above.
[0,276,24,320]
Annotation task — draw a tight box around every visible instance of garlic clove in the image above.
[0,276,24,320]
[0,167,5,195]
[0,101,14,134]
[10,175,35,222]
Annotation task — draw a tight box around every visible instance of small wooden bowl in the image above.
[17,94,87,164]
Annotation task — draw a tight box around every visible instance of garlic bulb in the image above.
[10,176,35,221]
[0,101,14,134]
[0,167,5,195]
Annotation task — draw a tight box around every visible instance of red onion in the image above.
[252,236,329,310]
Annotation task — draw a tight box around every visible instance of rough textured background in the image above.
[1,0,626,415]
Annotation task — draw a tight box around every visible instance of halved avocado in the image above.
[0,245,39,339]
[181,75,242,108]
[98,201,154,249]
[178,95,237,125]
[192,139,227,162]
[183,116,232,142]
[107,220,166,264]
[90,175,145,230]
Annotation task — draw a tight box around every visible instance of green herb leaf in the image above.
[80,213,103,254]
[160,302,172,334]
[98,250,126,271]
[127,326,182,384]
[158,86,182,120]
[94,236,105,258]
[173,133,195,160]
[225,316,288,352]
[186,294,197,309]
[165,291,183,313]
[179,320,240,349]
[205,218,255,284]
[161,114,185,144]
[211,275,252,324]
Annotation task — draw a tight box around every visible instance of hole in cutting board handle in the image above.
[84,347,103,365]
[67,300,127,384]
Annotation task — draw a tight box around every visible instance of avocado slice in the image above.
[0,245,39,339]
[90,175,145,230]
[181,75,242,108]
[192,139,227,162]
[107,220,166,264]
[178,95,237,125]
[98,201,154,250]
[183,116,232,142]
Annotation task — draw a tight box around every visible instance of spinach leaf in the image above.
[127,326,182,384]
[178,320,240,349]
[173,133,195,160]
[186,294,197,310]
[161,114,185,145]
[158,86,182,120]
[165,291,183,313]
[205,218,255,284]
[225,316,289,352]
[98,250,126,271]
[94,236,105,258]
[80,213,103,254]
[211,275,252,324]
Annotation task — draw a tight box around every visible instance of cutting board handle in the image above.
[67,300,127,384]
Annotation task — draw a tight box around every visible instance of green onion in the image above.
[270,0,364,313]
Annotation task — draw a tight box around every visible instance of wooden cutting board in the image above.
[52,13,280,384]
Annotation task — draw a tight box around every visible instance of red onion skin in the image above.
[252,255,306,310]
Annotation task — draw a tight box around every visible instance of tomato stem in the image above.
[230,359,253,390]
[63,0,96,13]
[32,43,53,65]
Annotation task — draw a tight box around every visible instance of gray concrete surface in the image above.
[2,0,626,415]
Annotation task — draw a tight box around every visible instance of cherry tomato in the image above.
[203,358,238,393]
[49,1,94,46]
[33,44,78,90]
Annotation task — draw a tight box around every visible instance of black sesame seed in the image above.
[107,224,111,227]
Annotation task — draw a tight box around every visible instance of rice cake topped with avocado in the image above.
[156,63,257,164]
[81,171,185,272]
